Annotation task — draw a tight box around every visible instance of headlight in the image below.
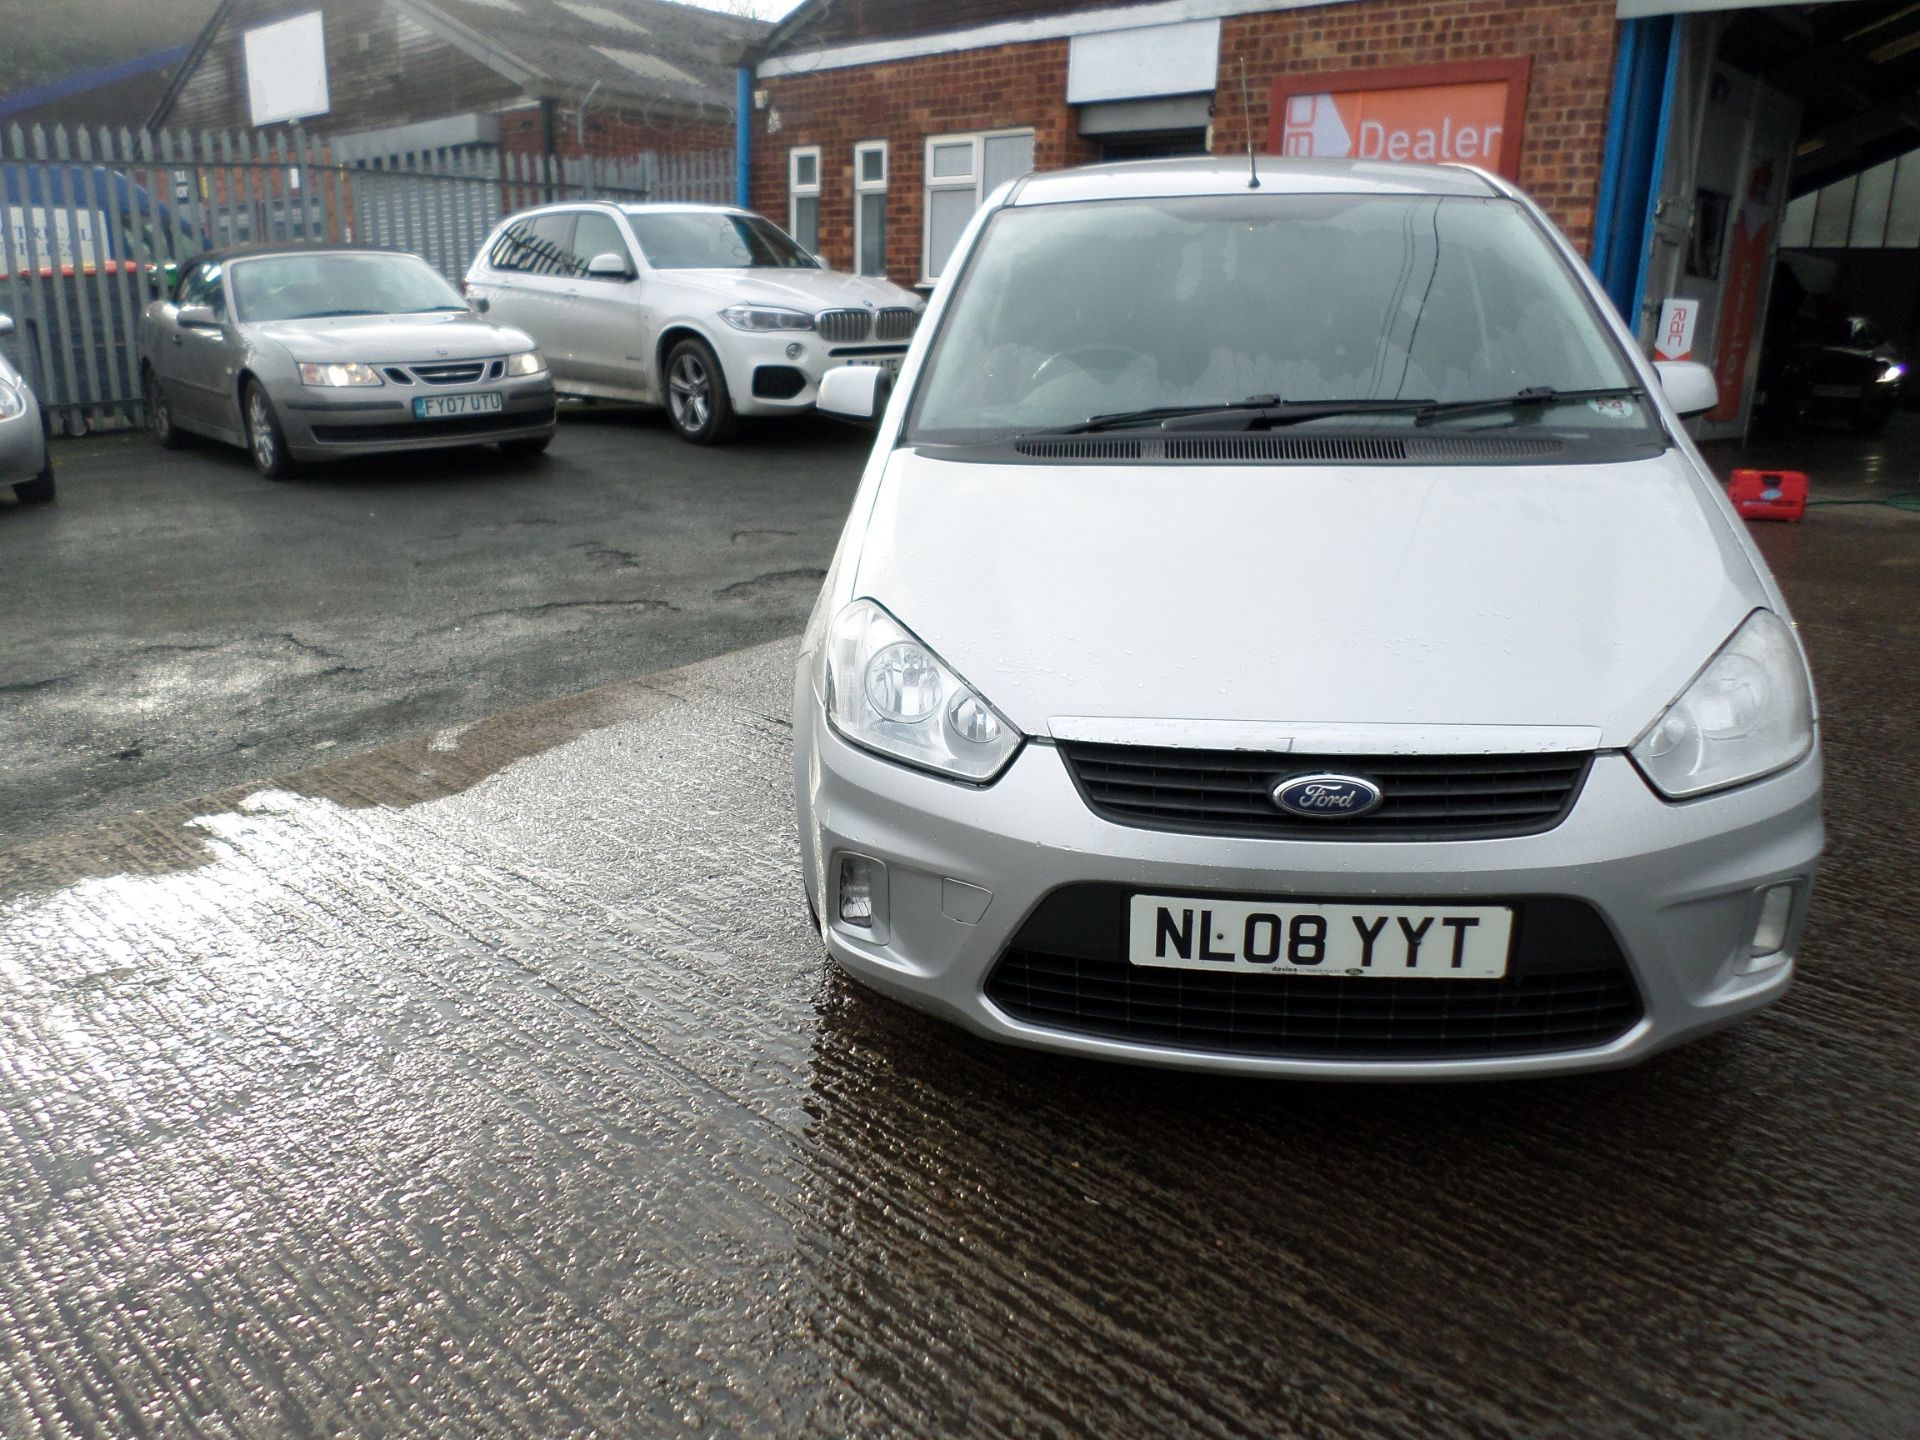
[720,305,814,333]
[1631,610,1813,799]
[298,361,381,387]
[0,382,22,420]
[1878,362,1905,384]
[506,349,546,376]
[826,599,1021,782]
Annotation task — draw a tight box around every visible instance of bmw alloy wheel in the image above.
[669,350,711,434]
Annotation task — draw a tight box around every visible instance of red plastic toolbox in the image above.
[1727,469,1808,522]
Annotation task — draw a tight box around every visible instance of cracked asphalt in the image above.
[0,405,864,845]
[0,413,1917,1437]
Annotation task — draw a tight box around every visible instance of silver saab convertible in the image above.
[141,245,556,477]
[794,156,1824,1081]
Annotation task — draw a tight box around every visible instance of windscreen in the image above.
[907,193,1657,446]
[623,211,820,270]
[231,253,466,321]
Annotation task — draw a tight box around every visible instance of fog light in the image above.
[786,341,804,360]
[1739,884,1796,974]
[838,854,881,926]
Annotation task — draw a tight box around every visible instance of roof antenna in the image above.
[1239,57,1260,190]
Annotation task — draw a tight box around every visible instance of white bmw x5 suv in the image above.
[466,202,923,443]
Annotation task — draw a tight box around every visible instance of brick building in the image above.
[745,0,1618,291]
[744,0,1920,438]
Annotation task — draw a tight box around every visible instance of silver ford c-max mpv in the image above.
[793,156,1823,1080]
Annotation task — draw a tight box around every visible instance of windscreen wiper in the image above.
[1037,395,1438,435]
[1412,386,1644,427]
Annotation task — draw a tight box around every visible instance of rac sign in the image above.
[1272,60,1533,181]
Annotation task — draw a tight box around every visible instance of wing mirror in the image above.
[587,252,635,281]
[0,313,13,338]
[177,304,220,329]
[1654,361,1719,420]
[817,364,890,425]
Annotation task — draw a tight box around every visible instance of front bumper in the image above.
[793,674,1825,1080]
[0,385,47,483]
[715,329,906,418]
[279,376,556,460]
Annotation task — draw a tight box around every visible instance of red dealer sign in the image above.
[1271,60,1533,180]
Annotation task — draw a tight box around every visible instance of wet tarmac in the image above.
[0,408,866,846]
[2,488,1918,1437]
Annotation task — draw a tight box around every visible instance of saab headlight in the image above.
[720,305,814,333]
[506,349,546,376]
[0,381,23,420]
[826,599,1020,782]
[298,361,381,387]
[1631,610,1813,799]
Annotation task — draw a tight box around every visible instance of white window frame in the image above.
[853,139,889,277]
[789,145,822,254]
[921,128,1033,285]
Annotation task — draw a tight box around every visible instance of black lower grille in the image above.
[752,364,807,399]
[985,886,1642,1060]
[310,407,554,444]
[1058,742,1593,841]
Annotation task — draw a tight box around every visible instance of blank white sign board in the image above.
[245,11,331,127]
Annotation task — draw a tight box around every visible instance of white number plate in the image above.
[1127,894,1513,979]
[846,356,902,376]
[413,391,504,419]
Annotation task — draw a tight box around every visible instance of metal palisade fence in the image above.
[0,123,732,434]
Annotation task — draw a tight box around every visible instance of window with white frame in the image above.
[922,129,1034,283]
[789,146,821,255]
[853,140,888,277]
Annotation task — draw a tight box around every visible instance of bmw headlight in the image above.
[506,349,546,376]
[0,381,22,420]
[826,600,1021,782]
[1631,610,1814,799]
[298,361,381,387]
[720,305,814,333]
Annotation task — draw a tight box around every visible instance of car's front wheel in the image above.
[664,337,739,445]
[147,368,187,450]
[243,380,297,479]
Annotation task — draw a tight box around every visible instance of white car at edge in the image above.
[464,202,923,444]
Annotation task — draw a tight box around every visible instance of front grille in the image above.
[985,886,1643,1060]
[875,307,918,341]
[407,359,490,385]
[310,406,554,444]
[1058,743,1592,841]
[816,309,871,343]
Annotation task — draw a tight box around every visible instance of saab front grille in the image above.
[875,307,918,341]
[985,887,1643,1061]
[407,360,489,385]
[815,309,871,343]
[1058,743,1592,841]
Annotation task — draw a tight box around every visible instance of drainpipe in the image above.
[736,66,753,209]
[541,96,560,203]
